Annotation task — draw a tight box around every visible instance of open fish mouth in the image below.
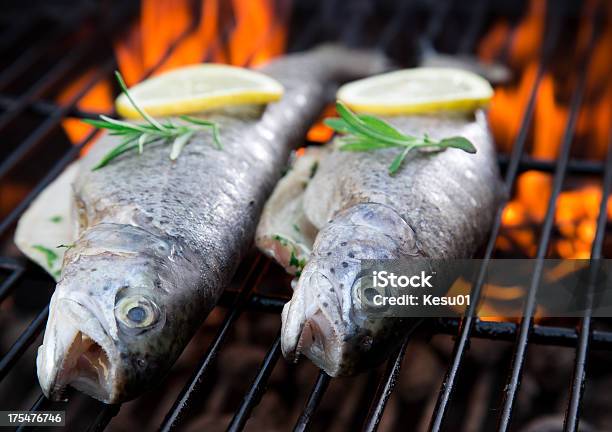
[281,270,349,376]
[37,298,118,403]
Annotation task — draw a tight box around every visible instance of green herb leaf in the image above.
[289,250,306,272]
[388,146,412,175]
[114,71,165,131]
[170,131,195,160]
[49,215,63,223]
[323,118,351,134]
[86,72,223,170]
[180,116,223,149]
[92,136,141,170]
[439,136,477,153]
[331,102,477,175]
[338,138,397,152]
[357,114,407,140]
[335,102,408,146]
[32,244,59,270]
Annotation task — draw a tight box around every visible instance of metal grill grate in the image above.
[0,1,611,431]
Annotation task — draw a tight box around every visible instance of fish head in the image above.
[281,203,419,376]
[37,224,201,403]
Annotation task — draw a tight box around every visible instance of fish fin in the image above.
[256,146,328,276]
[14,162,80,281]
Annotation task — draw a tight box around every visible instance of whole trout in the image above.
[26,46,387,403]
[256,111,503,376]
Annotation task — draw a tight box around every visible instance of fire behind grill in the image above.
[0,0,612,431]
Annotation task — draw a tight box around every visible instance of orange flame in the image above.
[56,70,113,154]
[483,0,612,260]
[115,0,288,84]
[306,104,336,143]
[59,0,289,148]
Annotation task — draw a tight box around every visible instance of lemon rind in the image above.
[341,97,492,116]
[117,90,284,119]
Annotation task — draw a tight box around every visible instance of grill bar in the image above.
[159,258,269,431]
[564,128,612,431]
[0,135,89,237]
[87,404,121,432]
[227,332,282,432]
[0,304,49,382]
[0,6,130,135]
[434,319,612,350]
[0,16,31,54]
[0,5,94,89]
[14,393,46,432]
[220,292,612,349]
[0,58,115,180]
[0,261,24,304]
[362,332,413,432]
[427,4,563,429]
[0,11,202,428]
[0,16,198,237]
[293,371,331,432]
[496,9,600,431]
[497,155,605,176]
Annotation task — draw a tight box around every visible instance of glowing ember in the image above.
[306,104,336,143]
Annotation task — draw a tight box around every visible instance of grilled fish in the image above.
[256,111,503,376]
[15,46,388,403]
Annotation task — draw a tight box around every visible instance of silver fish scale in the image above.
[304,111,503,259]
[282,110,504,376]
[37,47,388,403]
[74,48,384,276]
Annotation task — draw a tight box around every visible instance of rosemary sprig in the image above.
[324,102,476,175]
[84,71,222,170]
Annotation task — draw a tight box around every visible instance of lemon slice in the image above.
[337,67,493,116]
[116,64,284,119]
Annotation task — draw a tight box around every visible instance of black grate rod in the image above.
[435,318,612,350]
[0,18,199,236]
[496,11,600,431]
[563,124,612,432]
[159,257,268,432]
[0,5,97,90]
[0,97,107,120]
[498,154,605,176]
[0,304,49,382]
[0,58,115,181]
[0,134,92,237]
[226,332,282,432]
[456,0,487,54]
[361,328,414,432]
[0,16,32,54]
[0,5,131,135]
[0,264,25,305]
[14,394,46,432]
[427,10,562,430]
[86,404,121,432]
[293,371,331,432]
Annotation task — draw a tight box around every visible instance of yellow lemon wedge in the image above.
[337,67,493,116]
[116,64,284,119]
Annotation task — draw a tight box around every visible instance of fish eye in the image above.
[115,295,159,329]
[352,276,389,312]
